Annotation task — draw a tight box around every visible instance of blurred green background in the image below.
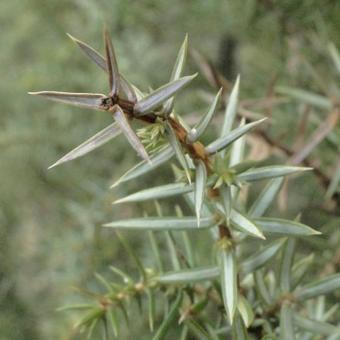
[1,0,339,339]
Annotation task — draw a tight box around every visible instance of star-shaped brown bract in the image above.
[29,30,196,168]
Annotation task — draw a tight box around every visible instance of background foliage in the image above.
[1,0,339,339]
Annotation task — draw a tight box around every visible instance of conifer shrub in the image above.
[30,31,340,339]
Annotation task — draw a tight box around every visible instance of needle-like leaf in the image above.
[112,105,150,162]
[279,238,296,293]
[165,231,181,270]
[88,317,99,338]
[291,253,314,289]
[67,33,107,71]
[254,217,320,236]
[166,122,191,183]
[174,205,195,267]
[237,296,254,328]
[249,177,284,218]
[104,29,120,96]
[114,182,194,204]
[134,74,197,116]
[194,160,207,226]
[229,118,246,167]
[147,289,155,332]
[241,238,286,274]
[152,292,182,340]
[280,303,295,340]
[94,272,112,293]
[153,200,182,271]
[170,34,189,82]
[221,75,240,137]
[49,122,121,169]
[28,91,105,110]
[220,185,232,223]
[293,313,340,336]
[67,33,137,102]
[295,273,340,301]
[220,247,238,325]
[74,308,104,329]
[254,270,272,306]
[111,146,174,188]
[109,266,133,284]
[231,313,249,339]
[206,118,266,155]
[184,192,215,234]
[108,310,119,337]
[163,34,188,114]
[187,88,222,142]
[326,156,340,199]
[115,231,146,280]
[329,42,340,74]
[148,231,164,273]
[230,210,265,239]
[157,266,219,284]
[322,303,339,323]
[230,160,259,175]
[185,319,212,339]
[276,86,332,110]
[103,216,216,231]
[56,304,95,312]
[237,166,312,182]
[229,118,246,198]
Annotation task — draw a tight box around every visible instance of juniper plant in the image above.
[30,31,340,339]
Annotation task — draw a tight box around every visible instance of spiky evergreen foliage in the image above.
[30,31,340,339]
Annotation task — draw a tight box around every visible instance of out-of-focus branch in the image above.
[289,109,339,164]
